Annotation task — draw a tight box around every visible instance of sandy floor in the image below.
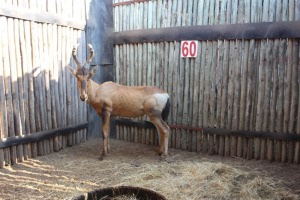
[0,139,299,199]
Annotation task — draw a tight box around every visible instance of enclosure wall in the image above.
[0,0,89,167]
[113,0,300,163]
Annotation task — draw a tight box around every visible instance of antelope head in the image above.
[67,44,98,101]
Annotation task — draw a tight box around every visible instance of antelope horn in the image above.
[83,44,94,67]
[72,43,81,67]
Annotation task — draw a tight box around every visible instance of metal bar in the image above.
[115,118,300,142]
[0,122,88,149]
[113,21,300,44]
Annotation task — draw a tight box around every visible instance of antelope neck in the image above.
[86,79,98,103]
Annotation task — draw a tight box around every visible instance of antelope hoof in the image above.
[157,151,168,157]
[98,154,107,161]
[157,154,172,162]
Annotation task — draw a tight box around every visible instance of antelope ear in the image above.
[67,65,77,76]
[88,65,99,79]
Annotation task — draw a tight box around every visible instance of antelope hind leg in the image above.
[150,117,170,156]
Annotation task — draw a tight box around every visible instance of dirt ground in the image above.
[0,139,299,200]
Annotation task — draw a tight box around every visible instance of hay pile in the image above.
[117,161,295,199]
[0,139,298,200]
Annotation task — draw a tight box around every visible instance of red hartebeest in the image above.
[67,44,170,160]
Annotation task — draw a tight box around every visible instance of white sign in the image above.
[181,40,198,58]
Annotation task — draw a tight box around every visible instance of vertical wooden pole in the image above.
[4,17,17,165]
[13,18,26,162]
[19,19,31,159]
[0,17,8,168]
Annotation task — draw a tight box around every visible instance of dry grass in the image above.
[0,139,299,200]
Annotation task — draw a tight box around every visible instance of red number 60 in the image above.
[181,41,197,58]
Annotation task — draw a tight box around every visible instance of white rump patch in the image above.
[154,93,169,109]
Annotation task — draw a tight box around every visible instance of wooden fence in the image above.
[0,0,89,167]
[113,0,300,163]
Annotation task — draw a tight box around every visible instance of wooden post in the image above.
[13,18,26,162]
[0,17,7,168]
[86,0,114,138]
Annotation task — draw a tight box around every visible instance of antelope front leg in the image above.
[99,111,111,160]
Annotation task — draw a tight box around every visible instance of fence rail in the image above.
[113,0,300,163]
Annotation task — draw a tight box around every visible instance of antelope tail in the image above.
[161,98,170,122]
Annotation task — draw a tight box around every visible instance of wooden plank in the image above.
[66,27,73,147]
[43,23,52,155]
[239,40,249,158]
[5,17,17,165]
[208,40,217,155]
[275,39,286,162]
[0,4,85,30]
[282,39,293,163]
[269,39,280,162]
[133,43,139,143]
[37,23,48,156]
[254,39,266,160]
[246,39,257,160]
[220,40,230,157]
[138,43,143,144]
[114,0,120,32]
[61,26,67,147]
[176,43,185,150]
[190,53,198,152]
[0,122,88,148]
[262,39,273,161]
[69,28,76,146]
[182,56,190,151]
[241,0,251,159]
[289,39,298,163]
[56,25,64,148]
[165,0,172,27]
[224,38,234,155]
[0,16,10,165]
[19,19,31,159]
[211,0,220,155]
[168,42,176,148]
[259,0,271,161]
[152,43,158,145]
[280,0,289,163]
[216,39,224,156]
[52,24,61,151]
[236,0,247,158]
[73,30,80,145]
[202,40,211,153]
[13,18,25,162]
[147,42,154,145]
[115,44,120,140]
[0,16,7,167]
[228,0,238,158]
[170,42,179,149]
[196,0,204,25]
[218,0,228,157]
[118,44,124,140]
[129,43,135,142]
[231,39,241,158]
[116,119,300,141]
[26,21,37,157]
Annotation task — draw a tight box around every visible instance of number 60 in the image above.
[181,41,198,58]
